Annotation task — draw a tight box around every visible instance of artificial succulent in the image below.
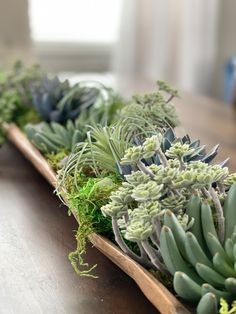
[101,135,232,277]
[160,183,236,313]
[30,76,113,124]
[119,80,180,130]
[25,120,85,154]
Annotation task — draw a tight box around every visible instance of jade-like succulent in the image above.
[101,135,233,274]
[160,184,236,313]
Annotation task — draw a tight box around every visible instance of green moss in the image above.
[64,173,121,276]
[46,150,68,172]
[16,108,41,129]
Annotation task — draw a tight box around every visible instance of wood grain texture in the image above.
[5,123,190,314]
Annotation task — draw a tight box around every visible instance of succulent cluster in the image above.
[101,134,236,312]
[120,80,180,130]
[30,76,111,124]
[25,120,85,154]
[160,184,236,313]
[4,67,236,313]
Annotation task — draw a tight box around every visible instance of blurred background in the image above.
[0,0,236,101]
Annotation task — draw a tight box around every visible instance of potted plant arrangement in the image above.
[1,62,236,314]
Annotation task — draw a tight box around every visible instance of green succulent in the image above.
[120,81,180,131]
[160,184,236,313]
[100,133,236,283]
[25,120,85,154]
[165,142,196,160]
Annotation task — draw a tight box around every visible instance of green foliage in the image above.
[100,134,235,280]
[31,77,121,124]
[159,184,236,313]
[25,120,85,154]
[120,81,180,131]
[63,173,121,276]
[25,91,125,155]
[0,61,43,145]
[46,150,68,171]
[58,121,133,187]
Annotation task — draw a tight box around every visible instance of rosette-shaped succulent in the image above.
[165,142,195,160]
[125,213,154,242]
[161,194,187,213]
[224,173,236,187]
[31,76,107,124]
[121,146,143,165]
[142,134,163,158]
[25,120,85,154]
[131,181,163,202]
[160,184,236,313]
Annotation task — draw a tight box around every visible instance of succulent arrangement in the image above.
[2,64,236,314]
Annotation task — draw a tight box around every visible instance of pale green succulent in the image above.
[125,216,154,242]
[165,142,196,160]
[101,134,236,277]
[131,181,163,202]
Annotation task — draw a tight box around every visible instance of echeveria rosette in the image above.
[31,76,102,124]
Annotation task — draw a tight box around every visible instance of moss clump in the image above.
[64,173,121,276]
[46,151,68,172]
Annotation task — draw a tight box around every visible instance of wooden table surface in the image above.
[1,92,236,314]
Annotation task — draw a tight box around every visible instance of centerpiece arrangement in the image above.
[1,62,236,314]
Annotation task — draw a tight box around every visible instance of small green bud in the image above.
[166,143,195,159]
[101,202,126,217]
[121,146,143,165]
[125,216,153,242]
[142,134,163,158]
[132,181,163,202]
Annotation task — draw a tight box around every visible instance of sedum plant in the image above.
[119,80,180,130]
[100,135,231,275]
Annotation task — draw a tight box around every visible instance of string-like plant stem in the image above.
[137,160,154,178]
[141,240,167,274]
[111,217,152,267]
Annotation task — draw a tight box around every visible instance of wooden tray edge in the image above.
[5,123,190,314]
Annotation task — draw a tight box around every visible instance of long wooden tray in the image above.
[5,123,190,314]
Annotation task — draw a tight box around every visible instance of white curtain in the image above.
[0,0,33,68]
[113,0,220,97]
